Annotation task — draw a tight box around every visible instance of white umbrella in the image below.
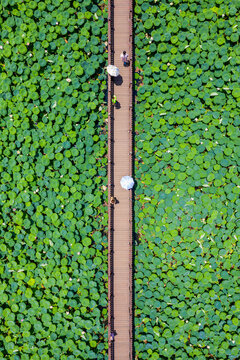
[107,65,120,77]
[120,176,134,190]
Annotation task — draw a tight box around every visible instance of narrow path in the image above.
[108,0,133,359]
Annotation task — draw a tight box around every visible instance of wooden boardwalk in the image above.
[108,0,133,359]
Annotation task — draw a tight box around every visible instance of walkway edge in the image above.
[108,0,114,359]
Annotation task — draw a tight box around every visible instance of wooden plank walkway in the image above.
[108,0,133,359]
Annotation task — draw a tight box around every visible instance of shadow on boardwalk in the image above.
[115,101,121,109]
[113,75,123,86]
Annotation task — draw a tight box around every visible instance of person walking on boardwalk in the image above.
[110,330,116,341]
[120,50,129,66]
[110,196,117,204]
[112,95,117,105]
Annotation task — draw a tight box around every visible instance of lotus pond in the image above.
[0,0,108,359]
[0,0,240,359]
[134,1,240,359]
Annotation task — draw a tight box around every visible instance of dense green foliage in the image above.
[134,1,240,359]
[0,0,108,358]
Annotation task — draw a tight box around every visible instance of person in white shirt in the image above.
[120,51,129,66]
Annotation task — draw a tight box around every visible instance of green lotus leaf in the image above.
[232,88,240,98]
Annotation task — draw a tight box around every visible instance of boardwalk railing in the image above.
[108,0,115,359]
[129,1,134,358]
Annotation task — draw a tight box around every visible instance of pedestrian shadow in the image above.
[113,75,123,86]
[115,101,121,109]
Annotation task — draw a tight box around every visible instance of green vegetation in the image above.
[0,0,108,358]
[134,1,240,359]
[1,0,240,358]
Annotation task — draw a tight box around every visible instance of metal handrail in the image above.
[128,1,134,359]
[108,0,114,358]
